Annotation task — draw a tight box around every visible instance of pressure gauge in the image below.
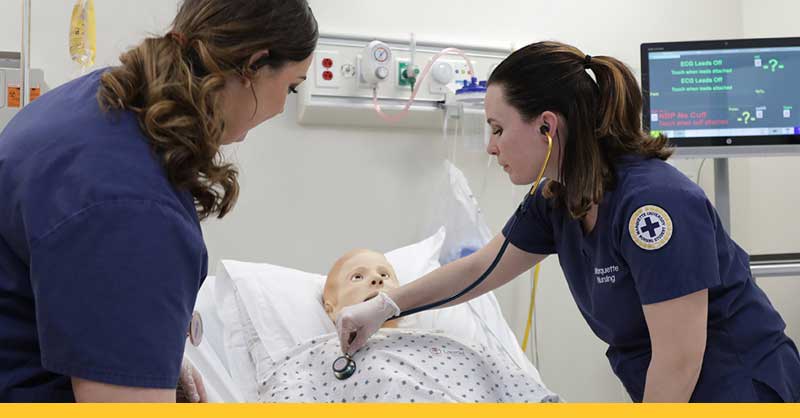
[361,40,393,87]
[373,46,389,62]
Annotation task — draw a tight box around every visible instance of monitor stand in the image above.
[712,158,800,281]
[714,158,731,234]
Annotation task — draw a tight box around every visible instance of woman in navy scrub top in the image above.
[336,41,800,402]
[0,0,317,402]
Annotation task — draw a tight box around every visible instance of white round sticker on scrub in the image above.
[628,205,673,251]
[189,311,203,347]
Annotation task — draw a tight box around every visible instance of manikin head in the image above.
[322,249,401,327]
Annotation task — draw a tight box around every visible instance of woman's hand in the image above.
[336,292,400,355]
[177,357,207,403]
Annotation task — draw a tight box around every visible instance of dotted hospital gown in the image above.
[256,329,559,403]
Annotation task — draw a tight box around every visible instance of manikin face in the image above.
[323,250,400,326]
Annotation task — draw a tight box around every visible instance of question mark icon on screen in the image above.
[741,111,752,124]
[769,59,779,72]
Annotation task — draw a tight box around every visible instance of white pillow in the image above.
[384,227,445,286]
[220,261,333,359]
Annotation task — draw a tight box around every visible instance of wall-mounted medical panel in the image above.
[297,34,510,129]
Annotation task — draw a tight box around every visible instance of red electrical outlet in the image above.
[315,50,340,88]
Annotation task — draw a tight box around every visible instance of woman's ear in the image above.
[248,50,271,71]
[540,111,559,139]
[241,50,271,87]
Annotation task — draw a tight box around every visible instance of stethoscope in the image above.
[333,125,554,381]
[332,354,357,380]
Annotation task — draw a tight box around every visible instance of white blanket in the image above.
[256,329,559,403]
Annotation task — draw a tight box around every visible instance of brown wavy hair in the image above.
[488,41,672,219]
[97,0,318,219]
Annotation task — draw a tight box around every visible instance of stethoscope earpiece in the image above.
[540,123,550,135]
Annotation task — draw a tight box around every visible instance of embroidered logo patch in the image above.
[628,205,673,251]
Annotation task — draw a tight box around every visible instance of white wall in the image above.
[733,0,800,358]
[5,0,797,402]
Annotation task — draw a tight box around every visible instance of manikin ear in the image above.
[323,300,337,322]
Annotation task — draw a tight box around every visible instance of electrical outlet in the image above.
[315,50,340,89]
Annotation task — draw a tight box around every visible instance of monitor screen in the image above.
[641,38,800,150]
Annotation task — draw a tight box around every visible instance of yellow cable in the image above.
[521,131,551,351]
[521,262,540,352]
[529,132,553,196]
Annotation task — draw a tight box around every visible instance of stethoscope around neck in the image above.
[333,125,554,380]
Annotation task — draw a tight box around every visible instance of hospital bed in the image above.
[184,229,555,403]
[184,275,246,402]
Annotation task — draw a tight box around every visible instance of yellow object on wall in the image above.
[69,0,96,72]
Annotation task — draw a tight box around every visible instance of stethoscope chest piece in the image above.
[333,354,356,380]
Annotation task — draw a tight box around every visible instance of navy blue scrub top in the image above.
[504,155,800,402]
[0,69,208,401]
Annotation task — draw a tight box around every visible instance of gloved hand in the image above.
[176,357,207,403]
[336,292,401,355]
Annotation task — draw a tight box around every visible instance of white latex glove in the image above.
[178,357,207,403]
[336,292,401,355]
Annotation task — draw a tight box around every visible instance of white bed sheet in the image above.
[255,330,559,403]
[185,276,246,402]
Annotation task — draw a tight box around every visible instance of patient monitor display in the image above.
[641,37,800,149]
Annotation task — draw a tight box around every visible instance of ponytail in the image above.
[588,56,672,159]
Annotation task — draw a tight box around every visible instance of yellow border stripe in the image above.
[1,404,799,418]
